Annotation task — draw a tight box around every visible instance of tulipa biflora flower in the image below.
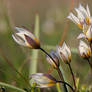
[30,73,57,88]
[77,25,92,42]
[56,42,71,64]
[46,50,59,68]
[78,40,91,59]
[12,27,40,49]
[67,4,92,29]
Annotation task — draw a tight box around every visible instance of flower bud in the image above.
[46,50,59,68]
[56,42,71,64]
[12,27,40,49]
[78,40,91,59]
[30,73,57,88]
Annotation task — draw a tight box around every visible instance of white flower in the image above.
[30,73,57,88]
[78,4,91,24]
[56,42,71,64]
[12,27,40,49]
[67,4,91,29]
[77,25,92,42]
[78,40,91,58]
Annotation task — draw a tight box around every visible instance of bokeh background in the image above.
[0,0,92,92]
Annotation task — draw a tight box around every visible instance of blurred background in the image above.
[0,0,92,92]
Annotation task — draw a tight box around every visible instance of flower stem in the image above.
[57,81,74,92]
[40,47,68,92]
[87,58,92,71]
[68,63,76,91]
[57,68,68,92]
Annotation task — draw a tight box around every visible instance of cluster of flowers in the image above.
[12,27,72,89]
[67,4,92,59]
[12,4,92,92]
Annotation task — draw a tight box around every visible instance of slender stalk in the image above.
[68,63,76,91]
[40,47,68,92]
[87,58,92,70]
[0,82,26,92]
[57,68,68,92]
[57,81,74,92]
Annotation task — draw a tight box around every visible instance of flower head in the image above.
[77,25,92,42]
[30,73,57,88]
[78,40,91,59]
[67,4,91,29]
[46,50,59,68]
[12,27,40,49]
[56,42,71,64]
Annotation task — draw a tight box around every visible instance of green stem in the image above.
[57,81,74,92]
[87,58,92,71]
[68,63,76,91]
[0,82,26,92]
[57,68,68,92]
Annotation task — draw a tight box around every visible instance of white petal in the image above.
[63,42,71,56]
[67,13,80,24]
[12,34,26,46]
[86,4,90,17]
[75,8,85,22]
[77,33,86,39]
[15,27,36,40]
[86,26,92,39]
[78,4,88,16]
[79,40,88,48]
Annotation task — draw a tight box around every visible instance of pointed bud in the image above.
[12,27,40,49]
[46,50,59,68]
[30,73,57,88]
[56,42,71,64]
[78,40,91,59]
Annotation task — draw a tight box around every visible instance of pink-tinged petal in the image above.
[77,33,86,39]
